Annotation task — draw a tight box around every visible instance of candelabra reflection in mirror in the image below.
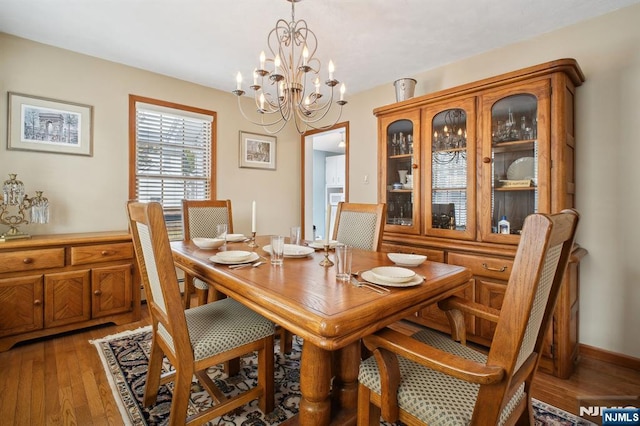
[432,109,467,164]
[0,174,50,241]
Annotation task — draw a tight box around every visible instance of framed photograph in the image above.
[7,92,93,156]
[239,131,276,170]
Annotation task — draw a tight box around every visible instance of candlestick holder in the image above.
[319,244,334,267]
[247,231,259,248]
[1,173,50,242]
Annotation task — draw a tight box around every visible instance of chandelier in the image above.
[232,0,347,134]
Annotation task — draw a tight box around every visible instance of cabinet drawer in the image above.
[448,252,513,281]
[0,248,65,273]
[70,242,134,266]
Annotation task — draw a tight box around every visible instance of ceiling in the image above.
[2,0,639,98]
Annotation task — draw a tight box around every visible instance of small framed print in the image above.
[239,131,276,170]
[7,92,93,156]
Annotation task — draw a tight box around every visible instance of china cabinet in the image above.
[376,59,586,378]
[0,232,141,351]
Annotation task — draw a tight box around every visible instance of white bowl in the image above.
[216,250,252,262]
[226,233,246,242]
[192,237,225,250]
[370,266,416,283]
[387,253,427,267]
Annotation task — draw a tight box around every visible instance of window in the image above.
[129,95,216,240]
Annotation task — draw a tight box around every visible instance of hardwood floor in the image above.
[0,307,638,425]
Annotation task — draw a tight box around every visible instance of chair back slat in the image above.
[135,221,168,315]
[182,199,234,240]
[332,202,386,251]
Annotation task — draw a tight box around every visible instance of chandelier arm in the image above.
[235,96,288,133]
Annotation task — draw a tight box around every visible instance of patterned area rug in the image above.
[92,326,595,425]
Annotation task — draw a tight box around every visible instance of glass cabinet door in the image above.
[480,81,550,243]
[380,110,421,234]
[424,98,476,240]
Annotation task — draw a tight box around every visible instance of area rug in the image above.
[92,326,596,425]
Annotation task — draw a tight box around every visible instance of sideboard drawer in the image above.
[448,252,513,281]
[0,248,65,273]
[70,242,134,266]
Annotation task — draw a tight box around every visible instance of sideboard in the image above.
[0,231,141,351]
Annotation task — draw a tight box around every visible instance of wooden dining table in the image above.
[171,236,471,426]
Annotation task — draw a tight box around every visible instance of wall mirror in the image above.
[301,122,349,242]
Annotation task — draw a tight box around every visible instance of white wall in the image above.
[1,2,639,358]
[0,33,301,237]
[341,4,640,358]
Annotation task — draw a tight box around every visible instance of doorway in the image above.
[301,122,349,241]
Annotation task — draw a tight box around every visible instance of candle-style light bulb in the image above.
[259,51,266,70]
[328,60,335,80]
[274,54,281,73]
[302,45,309,66]
[236,72,242,90]
[259,93,265,110]
[314,77,320,94]
[340,83,346,101]
[253,68,258,85]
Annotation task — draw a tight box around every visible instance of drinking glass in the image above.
[270,235,285,266]
[335,243,352,281]
[216,224,228,247]
[290,226,301,245]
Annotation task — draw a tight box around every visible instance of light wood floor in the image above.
[0,305,638,425]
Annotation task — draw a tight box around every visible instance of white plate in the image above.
[226,233,246,242]
[209,252,259,265]
[506,157,535,180]
[308,240,339,249]
[263,244,314,258]
[361,270,424,288]
[216,250,252,262]
[370,266,416,283]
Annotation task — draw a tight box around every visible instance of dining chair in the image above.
[332,202,387,251]
[127,201,275,425]
[357,209,579,426]
[182,199,292,354]
[182,199,233,307]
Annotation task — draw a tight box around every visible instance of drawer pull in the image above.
[94,290,102,296]
[23,258,34,264]
[482,263,507,272]
[101,250,110,256]
[34,299,42,306]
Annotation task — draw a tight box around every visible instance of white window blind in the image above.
[134,101,213,240]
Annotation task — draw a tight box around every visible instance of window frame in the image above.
[128,95,217,239]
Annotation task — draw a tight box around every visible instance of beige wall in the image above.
[0,33,301,237]
[1,2,639,358]
[341,4,640,358]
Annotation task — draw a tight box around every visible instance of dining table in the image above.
[171,236,471,426]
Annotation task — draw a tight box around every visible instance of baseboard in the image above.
[580,343,640,371]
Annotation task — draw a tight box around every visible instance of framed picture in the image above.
[7,92,93,156]
[239,131,276,170]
